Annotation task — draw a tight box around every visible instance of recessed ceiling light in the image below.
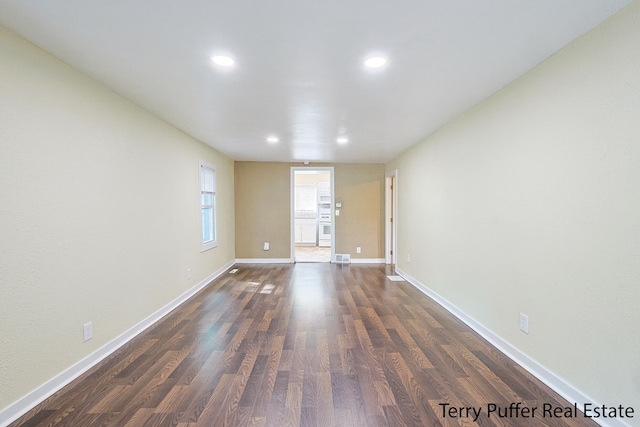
[211,55,235,67]
[364,56,387,69]
[267,136,279,143]
[337,137,349,144]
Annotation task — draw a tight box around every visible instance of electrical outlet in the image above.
[83,322,93,342]
[356,246,361,254]
[263,242,270,251]
[519,313,529,334]
[187,268,191,280]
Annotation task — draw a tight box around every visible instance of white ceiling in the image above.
[0,0,630,164]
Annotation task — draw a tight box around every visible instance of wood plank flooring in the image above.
[10,264,600,427]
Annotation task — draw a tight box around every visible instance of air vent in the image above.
[335,254,351,264]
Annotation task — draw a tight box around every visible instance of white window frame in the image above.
[200,160,217,251]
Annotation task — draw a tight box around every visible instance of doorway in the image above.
[385,170,397,265]
[291,167,334,262]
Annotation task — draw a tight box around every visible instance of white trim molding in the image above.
[385,169,398,265]
[0,260,236,427]
[395,268,631,427]
[235,258,294,264]
[350,258,386,264]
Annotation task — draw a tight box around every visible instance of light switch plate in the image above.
[519,313,529,334]
[83,322,93,342]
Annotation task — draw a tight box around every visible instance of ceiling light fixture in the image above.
[337,137,349,144]
[211,55,235,68]
[364,56,387,69]
[266,136,279,143]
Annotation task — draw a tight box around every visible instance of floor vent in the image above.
[335,254,351,264]
[229,268,239,274]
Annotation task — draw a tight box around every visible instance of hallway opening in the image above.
[291,167,334,263]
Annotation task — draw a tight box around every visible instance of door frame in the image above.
[290,166,335,263]
[385,169,397,265]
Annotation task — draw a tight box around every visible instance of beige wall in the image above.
[387,1,640,419]
[235,162,292,258]
[0,26,235,410]
[333,164,385,259]
[235,162,385,259]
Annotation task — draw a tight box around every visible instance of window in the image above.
[200,160,217,251]
[294,185,317,213]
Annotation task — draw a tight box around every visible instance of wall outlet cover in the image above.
[83,322,93,342]
[519,313,529,334]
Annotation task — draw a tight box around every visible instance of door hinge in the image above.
[390,217,393,223]
[390,250,393,255]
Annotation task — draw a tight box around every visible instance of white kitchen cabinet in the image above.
[295,218,317,245]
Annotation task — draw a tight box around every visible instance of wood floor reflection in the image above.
[11,264,599,427]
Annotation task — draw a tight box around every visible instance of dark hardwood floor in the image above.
[10,263,599,427]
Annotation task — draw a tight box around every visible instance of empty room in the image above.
[1,1,639,426]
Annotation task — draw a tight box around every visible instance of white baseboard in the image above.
[234,258,385,265]
[395,268,631,427]
[235,258,294,264]
[0,260,235,427]
[349,258,386,264]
